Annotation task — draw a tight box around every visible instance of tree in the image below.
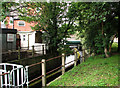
[69,2,119,57]
[16,2,76,53]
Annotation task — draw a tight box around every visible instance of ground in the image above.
[49,53,119,86]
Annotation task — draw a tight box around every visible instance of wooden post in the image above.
[28,45,29,50]
[42,59,46,87]
[28,34,30,50]
[74,50,77,67]
[82,47,85,62]
[62,53,65,75]
[25,66,29,88]
[42,45,44,55]
[89,47,91,57]
[32,45,34,57]
[18,46,20,59]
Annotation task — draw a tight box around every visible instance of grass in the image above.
[111,42,118,53]
[49,54,119,86]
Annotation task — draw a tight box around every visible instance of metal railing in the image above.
[0,63,27,88]
[0,47,89,87]
[2,44,48,62]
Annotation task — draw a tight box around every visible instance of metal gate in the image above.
[0,63,28,88]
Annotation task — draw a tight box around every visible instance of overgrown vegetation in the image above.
[68,2,119,57]
[49,43,119,86]
[49,54,119,86]
[1,2,120,55]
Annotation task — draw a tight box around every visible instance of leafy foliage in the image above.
[18,2,76,53]
[1,2,77,53]
[68,2,119,57]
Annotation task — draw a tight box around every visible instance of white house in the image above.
[1,17,46,54]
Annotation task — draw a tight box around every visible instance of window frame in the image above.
[18,21,25,26]
[23,34,26,41]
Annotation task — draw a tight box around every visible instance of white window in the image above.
[18,21,25,26]
[23,35,26,41]
[9,17,13,25]
[1,21,6,28]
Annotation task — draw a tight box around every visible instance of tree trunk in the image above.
[118,14,120,52]
[104,47,109,58]
[109,34,116,53]
[118,2,120,52]
[102,21,109,57]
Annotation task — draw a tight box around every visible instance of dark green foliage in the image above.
[95,33,104,54]
[1,2,119,55]
[68,2,119,57]
[18,2,76,54]
[1,2,76,54]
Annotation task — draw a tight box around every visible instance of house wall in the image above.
[6,17,36,31]
[18,31,46,54]
[2,17,46,54]
[18,31,36,47]
[1,29,17,52]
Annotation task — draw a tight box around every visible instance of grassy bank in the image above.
[49,54,119,86]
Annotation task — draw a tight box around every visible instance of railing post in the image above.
[28,45,29,50]
[82,47,85,62]
[42,59,46,87]
[62,53,65,75]
[0,72,3,87]
[89,47,91,57]
[18,46,20,60]
[74,50,77,67]
[26,66,29,88]
[4,64,7,86]
[42,45,44,55]
[32,45,34,57]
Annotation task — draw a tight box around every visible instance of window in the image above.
[23,35,26,41]
[18,21,25,26]
[1,21,6,28]
[9,17,13,25]
[35,32,42,43]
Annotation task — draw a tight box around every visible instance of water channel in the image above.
[30,51,83,87]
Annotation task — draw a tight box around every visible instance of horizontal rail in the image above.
[65,52,74,56]
[46,69,62,79]
[65,60,75,65]
[65,63,74,69]
[34,45,46,47]
[29,75,43,84]
[34,50,44,52]
[28,61,42,67]
[46,55,62,62]
[46,65,62,75]
[0,63,23,67]
[21,45,46,48]
[29,69,62,87]
[0,72,9,76]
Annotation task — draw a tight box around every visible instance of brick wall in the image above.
[5,17,36,31]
